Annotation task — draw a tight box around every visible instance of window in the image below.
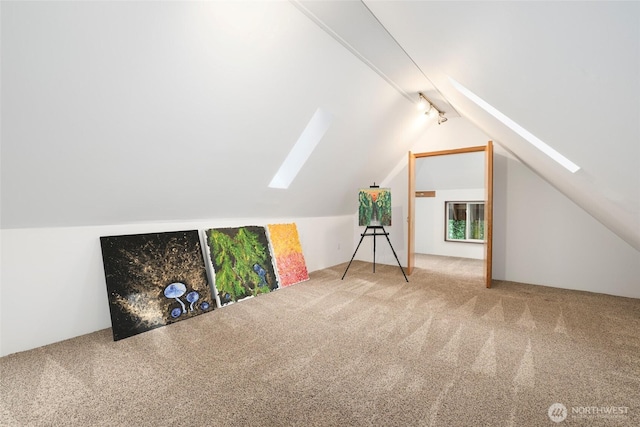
[448,76,580,173]
[445,201,485,243]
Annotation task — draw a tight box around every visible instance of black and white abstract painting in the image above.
[100,230,214,341]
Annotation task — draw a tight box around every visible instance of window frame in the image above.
[444,201,485,243]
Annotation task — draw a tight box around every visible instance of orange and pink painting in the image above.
[267,223,309,287]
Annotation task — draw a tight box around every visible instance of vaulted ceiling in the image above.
[2,1,638,251]
[298,0,640,250]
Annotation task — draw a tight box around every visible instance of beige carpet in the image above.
[413,253,484,283]
[2,260,639,426]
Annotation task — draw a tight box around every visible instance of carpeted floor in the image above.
[1,260,639,426]
[413,253,484,283]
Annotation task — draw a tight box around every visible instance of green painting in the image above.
[205,226,279,306]
[359,188,392,226]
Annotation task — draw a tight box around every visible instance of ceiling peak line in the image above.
[360,0,459,116]
[290,0,415,104]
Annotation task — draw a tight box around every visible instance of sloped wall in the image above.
[1,1,425,230]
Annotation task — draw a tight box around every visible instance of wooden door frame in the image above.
[407,142,494,288]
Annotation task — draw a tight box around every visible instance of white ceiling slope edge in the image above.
[358,0,639,251]
[1,1,638,253]
[292,0,457,116]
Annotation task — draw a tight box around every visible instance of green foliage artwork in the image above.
[359,188,392,226]
[205,226,279,306]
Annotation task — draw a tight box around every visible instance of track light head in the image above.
[417,92,428,110]
[418,92,447,124]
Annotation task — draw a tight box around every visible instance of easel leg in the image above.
[381,226,409,282]
[373,227,376,273]
[342,226,369,280]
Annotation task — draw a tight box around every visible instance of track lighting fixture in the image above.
[418,92,447,125]
[417,96,427,111]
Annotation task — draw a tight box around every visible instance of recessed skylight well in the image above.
[448,77,580,173]
[269,108,333,189]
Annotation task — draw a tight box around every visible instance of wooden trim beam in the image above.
[415,191,436,198]
[414,146,486,158]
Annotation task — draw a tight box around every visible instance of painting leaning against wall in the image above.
[359,188,392,226]
[267,223,309,287]
[100,230,215,341]
[205,226,279,306]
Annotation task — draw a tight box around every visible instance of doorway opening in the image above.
[407,142,493,287]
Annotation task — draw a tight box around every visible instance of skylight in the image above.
[448,77,580,173]
[269,108,333,189]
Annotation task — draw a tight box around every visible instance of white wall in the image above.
[415,188,485,259]
[492,151,640,296]
[0,215,354,357]
[355,117,640,299]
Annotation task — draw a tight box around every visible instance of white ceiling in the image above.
[1,1,638,251]
[358,0,639,250]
